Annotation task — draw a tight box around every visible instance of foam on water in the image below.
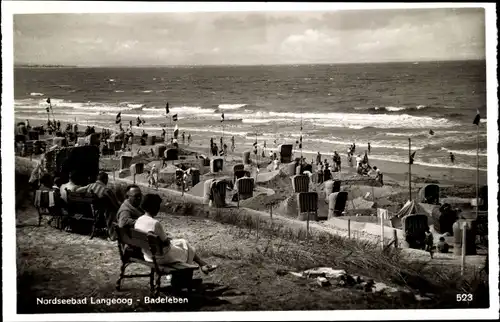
[30,92,44,96]
[218,104,247,110]
[142,106,216,115]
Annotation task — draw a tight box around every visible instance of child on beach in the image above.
[437,237,449,253]
[424,229,434,259]
[449,152,455,164]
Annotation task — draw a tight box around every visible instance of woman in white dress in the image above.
[134,194,217,274]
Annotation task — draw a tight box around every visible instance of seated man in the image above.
[76,172,120,240]
[135,194,217,274]
[60,171,82,203]
[117,185,144,228]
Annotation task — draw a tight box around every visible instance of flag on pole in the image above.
[173,124,179,139]
[409,151,416,164]
[115,112,121,124]
[141,117,146,125]
[46,97,51,104]
[172,114,178,122]
[221,112,225,122]
[136,116,142,126]
[165,102,170,114]
[46,106,50,113]
[429,129,434,136]
[473,109,480,125]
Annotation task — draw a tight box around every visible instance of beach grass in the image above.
[16,170,488,312]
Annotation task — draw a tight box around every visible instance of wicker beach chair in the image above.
[236,177,255,207]
[297,192,318,222]
[292,174,310,193]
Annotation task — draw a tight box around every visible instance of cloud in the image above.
[13,9,486,66]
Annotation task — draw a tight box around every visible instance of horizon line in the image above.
[14,58,486,68]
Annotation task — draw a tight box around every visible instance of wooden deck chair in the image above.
[34,189,64,229]
[292,174,310,193]
[297,192,318,235]
[236,177,255,208]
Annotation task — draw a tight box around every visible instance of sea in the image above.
[14,60,488,171]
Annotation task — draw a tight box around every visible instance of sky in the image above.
[13,8,486,66]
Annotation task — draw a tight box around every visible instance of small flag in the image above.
[473,109,480,125]
[221,112,225,122]
[141,117,146,125]
[173,124,179,139]
[429,129,434,136]
[172,114,178,122]
[165,102,170,114]
[129,120,133,127]
[410,151,416,164]
[264,141,266,148]
[46,107,50,113]
[115,112,121,124]
[46,98,51,104]
[299,135,302,142]
[253,141,258,147]
[136,116,142,126]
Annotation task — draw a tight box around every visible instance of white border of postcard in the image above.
[2,1,498,321]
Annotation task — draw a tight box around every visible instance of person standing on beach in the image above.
[424,229,434,259]
[182,132,185,144]
[316,152,322,166]
[188,134,192,145]
[210,138,214,152]
[449,152,455,164]
[368,142,371,154]
[161,129,166,141]
[231,136,235,152]
[372,166,384,186]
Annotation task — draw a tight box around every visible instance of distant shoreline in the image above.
[14,59,485,69]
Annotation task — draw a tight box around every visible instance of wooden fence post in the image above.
[393,229,398,248]
[461,222,467,276]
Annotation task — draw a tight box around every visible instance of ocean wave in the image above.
[266,111,459,129]
[142,106,216,115]
[440,147,487,157]
[108,79,115,82]
[125,103,144,109]
[242,118,290,124]
[218,104,247,110]
[114,90,125,93]
[72,104,134,112]
[142,90,152,93]
[30,92,44,96]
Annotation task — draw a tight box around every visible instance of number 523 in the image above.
[457,294,473,301]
